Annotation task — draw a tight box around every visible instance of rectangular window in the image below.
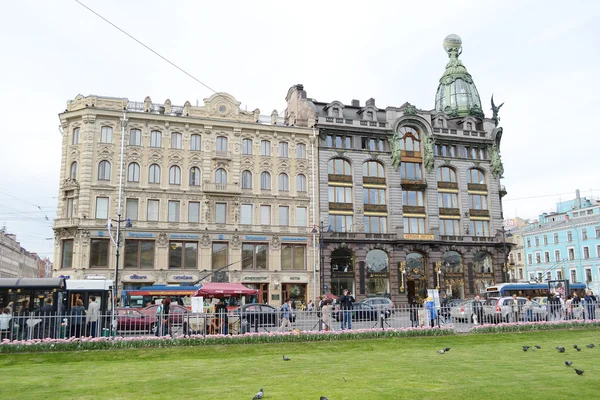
[527,254,532,265]
[281,244,306,270]
[597,245,600,258]
[596,227,600,238]
[279,206,289,226]
[260,140,271,156]
[296,144,306,159]
[543,235,548,245]
[168,200,180,222]
[169,241,198,269]
[518,253,522,262]
[535,252,541,264]
[171,133,182,149]
[439,219,460,235]
[403,217,426,234]
[326,135,333,147]
[188,201,200,223]
[568,248,575,260]
[586,268,593,283]
[61,239,73,268]
[66,198,74,218]
[124,240,155,269]
[147,199,159,221]
[328,186,353,203]
[468,194,488,210]
[571,270,577,284]
[555,250,561,262]
[126,198,138,221]
[583,247,590,259]
[554,233,559,244]
[439,192,459,208]
[278,142,288,158]
[400,162,422,180]
[544,252,550,263]
[363,216,387,233]
[72,128,80,145]
[212,243,228,270]
[190,135,201,151]
[242,243,268,270]
[95,197,109,219]
[100,126,112,143]
[557,270,563,280]
[242,138,253,155]
[296,207,307,227]
[402,190,424,206]
[129,129,141,146]
[216,136,228,152]
[241,204,253,225]
[364,188,386,205]
[215,203,227,224]
[89,239,110,268]
[469,220,490,237]
[535,237,539,246]
[567,231,573,242]
[329,214,353,232]
[150,131,162,147]
[260,205,271,225]
[526,238,531,247]
[582,229,588,240]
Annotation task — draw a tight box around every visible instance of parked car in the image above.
[532,297,548,307]
[483,297,548,323]
[232,304,296,327]
[450,299,477,323]
[141,304,189,324]
[334,302,379,322]
[359,297,395,314]
[116,308,154,332]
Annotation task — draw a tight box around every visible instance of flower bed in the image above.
[0,326,455,354]
[471,319,600,334]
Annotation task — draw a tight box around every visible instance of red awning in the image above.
[193,283,258,298]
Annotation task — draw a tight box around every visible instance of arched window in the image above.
[260,172,271,190]
[150,130,162,147]
[70,161,78,180]
[366,249,389,296]
[169,165,181,184]
[474,251,493,273]
[442,251,463,274]
[242,138,253,155]
[296,174,307,192]
[437,167,457,182]
[98,160,111,180]
[278,142,288,158]
[241,170,253,189]
[127,162,140,182]
[190,134,201,151]
[170,132,182,149]
[215,168,227,184]
[366,111,374,121]
[332,108,339,118]
[129,129,141,146]
[216,136,228,152]
[331,248,354,274]
[327,158,352,175]
[260,140,271,156]
[100,126,112,143]
[398,126,420,152]
[72,128,80,145]
[405,252,427,300]
[296,144,306,159]
[189,167,201,186]
[442,251,464,299]
[467,169,486,185]
[148,164,161,184]
[362,161,385,178]
[278,173,289,191]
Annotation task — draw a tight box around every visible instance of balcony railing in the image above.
[212,150,232,160]
[202,183,241,194]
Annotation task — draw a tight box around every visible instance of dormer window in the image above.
[466,122,473,130]
[332,108,340,118]
[366,111,374,121]
[438,119,444,128]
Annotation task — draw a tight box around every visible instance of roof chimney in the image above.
[351,99,360,107]
[575,189,581,209]
[366,98,376,107]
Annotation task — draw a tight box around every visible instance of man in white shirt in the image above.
[86,296,100,337]
[0,308,12,340]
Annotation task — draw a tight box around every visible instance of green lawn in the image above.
[2,330,600,400]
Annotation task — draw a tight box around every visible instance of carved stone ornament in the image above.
[271,235,281,249]
[403,103,418,116]
[201,233,211,247]
[157,232,168,246]
[231,234,241,248]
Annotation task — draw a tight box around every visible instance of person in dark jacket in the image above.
[39,298,55,339]
[70,299,86,338]
[16,300,30,340]
[472,295,483,325]
[409,296,419,327]
[215,299,229,335]
[158,297,171,336]
[338,289,355,330]
[584,290,597,320]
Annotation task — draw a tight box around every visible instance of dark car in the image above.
[116,308,154,332]
[233,304,280,327]
[334,302,379,322]
[141,304,189,324]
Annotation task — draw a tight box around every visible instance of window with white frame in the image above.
[278,173,289,191]
[215,203,227,224]
[296,207,307,226]
[168,201,180,222]
[150,130,162,147]
[543,235,548,245]
[148,164,161,183]
[241,170,252,189]
[279,206,289,226]
[127,163,140,182]
[567,231,573,242]
[278,142,288,158]
[583,246,590,259]
[129,129,141,146]
[535,237,540,246]
[169,166,181,185]
[568,247,575,260]
[557,270,563,280]
[215,168,227,184]
[190,134,201,151]
[70,162,78,180]
[296,174,307,192]
[72,127,80,145]
[597,244,600,257]
[171,132,182,149]
[554,233,559,244]
[125,198,138,221]
[260,140,271,156]
[544,252,550,263]
[296,143,306,159]
[260,172,271,190]
[527,254,533,265]
[241,204,253,225]
[582,229,588,240]
[95,197,109,219]
[571,269,577,283]
[595,226,600,238]
[535,252,541,264]
[189,167,201,186]
[147,199,159,221]
[554,250,561,262]
[216,136,228,152]
[98,161,111,181]
[188,201,200,223]
[585,268,593,283]
[100,126,112,143]
[526,238,531,247]
[242,138,253,155]
[260,205,271,225]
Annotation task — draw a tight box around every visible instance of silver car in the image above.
[359,297,395,314]
[483,297,547,323]
[450,299,477,323]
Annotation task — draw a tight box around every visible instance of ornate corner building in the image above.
[54,92,316,306]
[285,34,509,303]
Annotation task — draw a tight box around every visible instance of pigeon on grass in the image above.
[565,361,573,367]
[534,345,541,349]
[575,369,584,376]
[253,388,264,399]
[320,397,329,400]
[444,348,451,352]
[586,344,595,349]
[556,347,565,353]
[522,346,530,352]
[576,347,582,352]
[283,355,291,361]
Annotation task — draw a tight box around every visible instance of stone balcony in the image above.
[202,182,241,194]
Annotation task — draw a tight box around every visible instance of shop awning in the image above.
[193,282,258,298]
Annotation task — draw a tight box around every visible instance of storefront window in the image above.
[442,251,464,299]
[365,249,389,297]
[331,279,354,297]
[283,283,306,306]
[331,248,353,275]
[474,251,493,273]
[405,252,427,301]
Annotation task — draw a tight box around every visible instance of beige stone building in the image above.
[0,230,43,278]
[54,93,316,306]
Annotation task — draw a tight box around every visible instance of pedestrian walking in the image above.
[472,295,483,325]
[69,299,86,338]
[425,296,437,327]
[278,299,293,332]
[321,299,332,331]
[584,290,597,320]
[572,292,583,319]
[409,296,419,327]
[39,298,55,339]
[0,308,12,340]
[338,290,355,330]
[86,296,100,337]
[16,300,30,340]
[523,296,533,322]
[511,294,520,322]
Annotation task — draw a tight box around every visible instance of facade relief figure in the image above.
[490,94,504,127]
[233,198,240,224]
[422,133,435,172]
[489,144,504,178]
[202,196,210,223]
[390,133,402,171]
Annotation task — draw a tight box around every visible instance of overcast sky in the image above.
[1,0,598,262]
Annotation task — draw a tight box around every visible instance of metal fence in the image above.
[1,302,599,342]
